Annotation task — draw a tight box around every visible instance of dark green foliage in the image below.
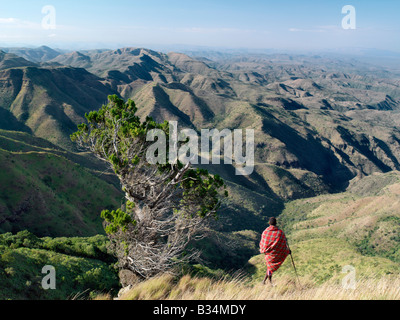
[0,230,119,300]
[180,168,227,218]
[71,94,170,174]
[101,208,136,234]
[0,230,115,263]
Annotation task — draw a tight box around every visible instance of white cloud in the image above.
[0,17,40,29]
[0,18,19,24]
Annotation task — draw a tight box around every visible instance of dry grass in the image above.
[118,273,400,300]
[92,293,113,300]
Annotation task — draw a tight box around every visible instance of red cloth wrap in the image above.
[259,225,290,273]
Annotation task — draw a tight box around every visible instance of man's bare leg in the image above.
[262,270,273,285]
[262,272,268,285]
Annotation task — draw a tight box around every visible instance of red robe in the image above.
[259,225,290,273]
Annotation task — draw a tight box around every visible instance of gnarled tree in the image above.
[71,95,226,279]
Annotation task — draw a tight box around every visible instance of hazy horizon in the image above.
[0,0,399,54]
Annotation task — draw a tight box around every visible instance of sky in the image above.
[0,0,399,53]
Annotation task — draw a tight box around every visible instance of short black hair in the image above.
[269,217,277,226]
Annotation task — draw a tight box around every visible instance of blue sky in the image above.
[0,0,399,52]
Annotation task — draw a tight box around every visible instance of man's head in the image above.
[269,217,277,226]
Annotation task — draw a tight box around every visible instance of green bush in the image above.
[0,231,119,300]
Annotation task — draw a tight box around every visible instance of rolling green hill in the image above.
[0,230,119,300]
[0,129,122,237]
[279,171,400,262]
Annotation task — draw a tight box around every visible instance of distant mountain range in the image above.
[1,45,400,252]
[0,46,62,63]
[36,48,400,188]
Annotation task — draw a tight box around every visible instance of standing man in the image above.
[259,217,290,285]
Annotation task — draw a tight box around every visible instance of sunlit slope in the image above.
[246,171,400,285]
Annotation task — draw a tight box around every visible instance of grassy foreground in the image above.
[99,272,399,300]
[110,236,399,300]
